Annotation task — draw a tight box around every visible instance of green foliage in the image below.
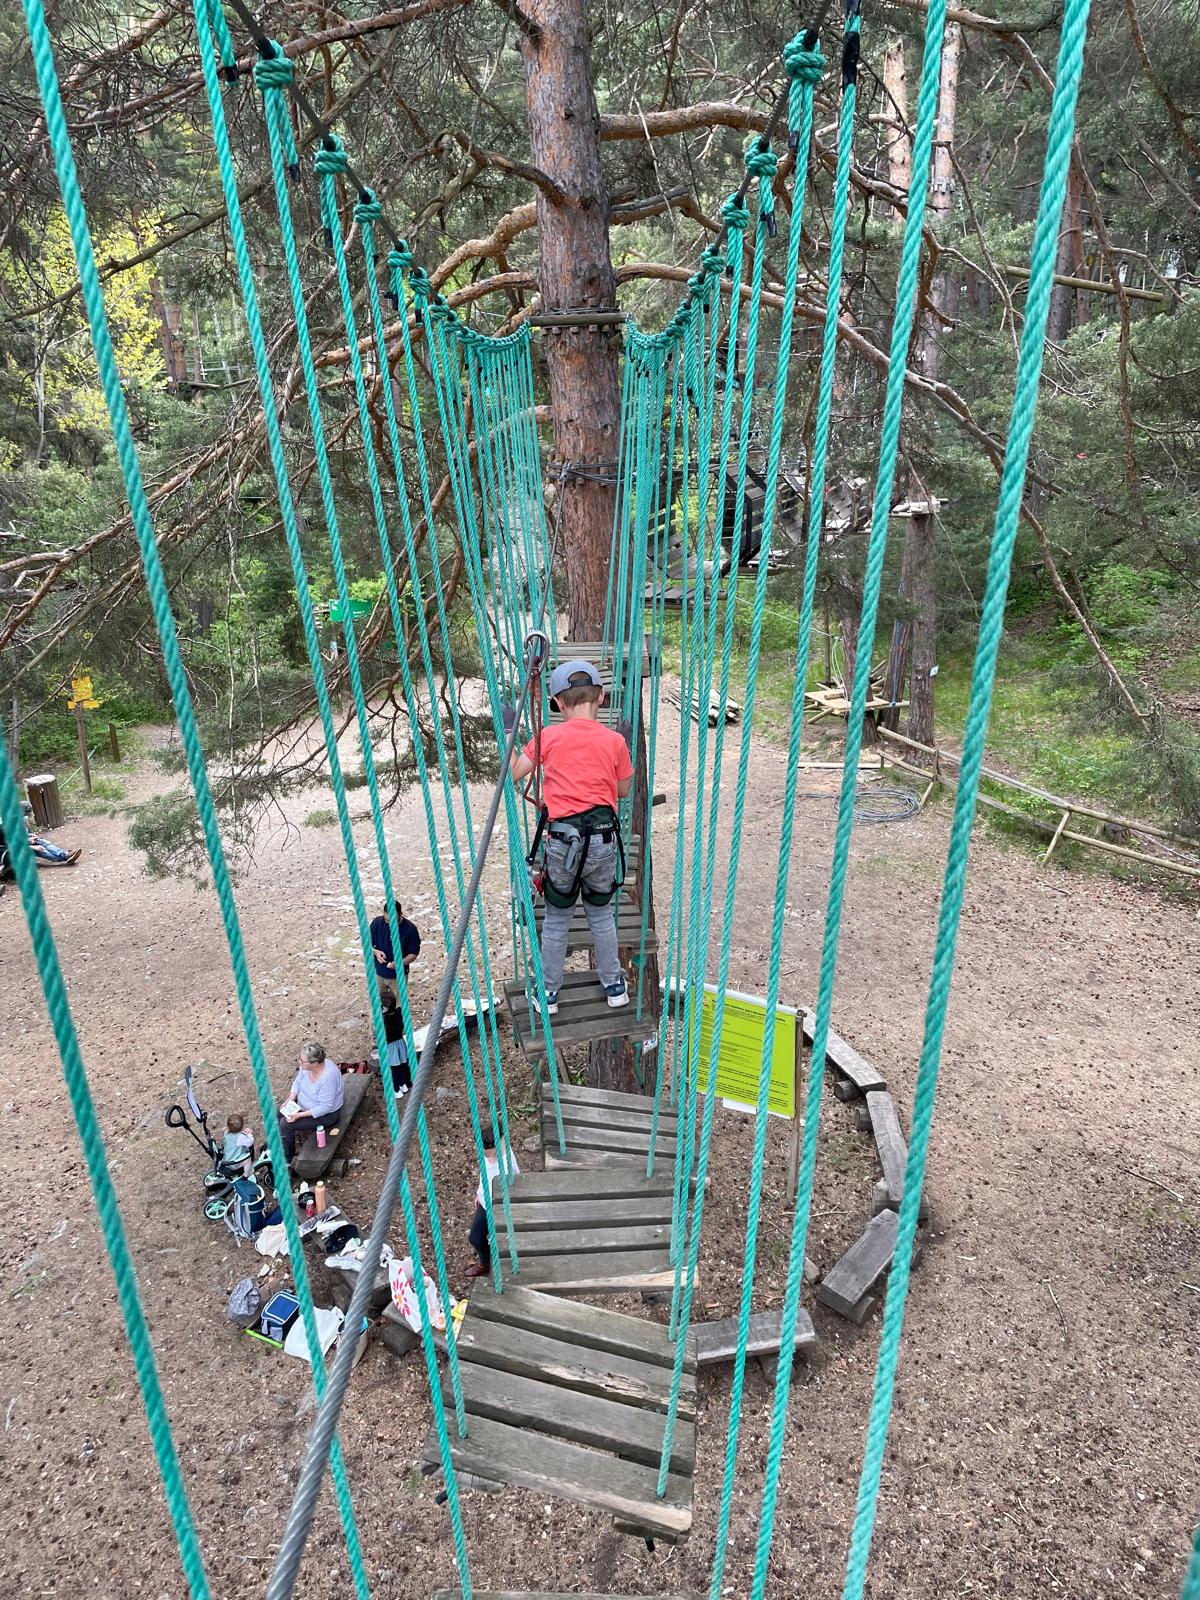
[304,808,336,827]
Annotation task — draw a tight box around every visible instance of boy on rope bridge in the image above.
[510,659,632,1015]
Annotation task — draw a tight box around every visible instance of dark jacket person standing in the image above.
[369,900,421,989]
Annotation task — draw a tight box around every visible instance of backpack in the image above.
[224,1179,267,1246]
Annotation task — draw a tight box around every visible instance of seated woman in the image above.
[277,1040,345,1164]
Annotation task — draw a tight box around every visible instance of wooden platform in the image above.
[292,1072,371,1181]
[422,1281,696,1541]
[540,1081,676,1171]
[531,898,658,955]
[500,1147,682,1295]
[504,971,659,1061]
[555,640,658,680]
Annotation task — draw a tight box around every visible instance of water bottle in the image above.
[315,1124,327,1149]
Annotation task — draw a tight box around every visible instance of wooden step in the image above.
[422,1412,691,1540]
[506,1195,673,1230]
[451,1312,695,1417]
[465,1280,696,1371]
[504,1167,674,1202]
[422,1280,696,1540]
[816,1209,923,1325]
[504,972,659,1061]
[446,1362,695,1474]
[513,1249,683,1296]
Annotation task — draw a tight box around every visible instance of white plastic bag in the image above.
[388,1254,445,1333]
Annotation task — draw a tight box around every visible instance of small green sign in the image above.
[329,597,372,623]
[694,984,797,1119]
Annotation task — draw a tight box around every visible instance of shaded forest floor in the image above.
[1,695,1197,1599]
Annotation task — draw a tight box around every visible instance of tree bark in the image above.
[520,0,660,1093]
[891,22,960,747]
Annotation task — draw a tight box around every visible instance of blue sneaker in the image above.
[603,978,629,1009]
[532,989,559,1016]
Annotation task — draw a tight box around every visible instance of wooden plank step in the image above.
[816,1209,921,1324]
[544,1106,677,1140]
[448,1363,695,1474]
[512,1223,672,1258]
[802,1012,886,1095]
[549,1082,667,1113]
[543,1121,678,1160]
[422,1413,691,1540]
[543,1145,680,1175]
[694,1306,818,1366]
[505,1167,674,1202]
[531,901,659,954]
[514,1249,682,1296]
[506,1196,674,1230]
[542,1086,676,1132]
[505,978,658,1060]
[452,1312,695,1417]
[465,1281,696,1372]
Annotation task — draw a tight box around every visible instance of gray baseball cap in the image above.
[549,659,602,697]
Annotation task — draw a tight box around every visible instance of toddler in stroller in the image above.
[166,1065,273,1224]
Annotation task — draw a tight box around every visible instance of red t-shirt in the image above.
[524,719,633,820]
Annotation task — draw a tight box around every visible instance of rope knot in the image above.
[353,188,383,224]
[253,46,293,91]
[314,137,349,176]
[783,36,826,83]
[720,194,751,231]
[407,265,433,301]
[387,242,414,274]
[743,143,779,183]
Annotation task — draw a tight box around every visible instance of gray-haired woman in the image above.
[277,1040,345,1163]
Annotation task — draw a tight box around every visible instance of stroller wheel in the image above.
[203,1195,230,1222]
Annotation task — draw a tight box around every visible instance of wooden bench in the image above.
[293,1071,372,1182]
[816,1210,925,1325]
[694,1306,818,1376]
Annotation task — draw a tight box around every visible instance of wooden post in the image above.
[108,721,121,762]
[786,1018,805,1204]
[1043,808,1071,864]
[74,703,92,793]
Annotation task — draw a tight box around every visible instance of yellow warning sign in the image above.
[693,985,797,1119]
[67,675,101,711]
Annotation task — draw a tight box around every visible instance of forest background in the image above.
[0,0,1197,873]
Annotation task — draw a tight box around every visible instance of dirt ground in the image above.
[1,694,1197,1600]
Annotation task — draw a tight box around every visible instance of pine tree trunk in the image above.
[900,21,961,748]
[520,0,660,1094]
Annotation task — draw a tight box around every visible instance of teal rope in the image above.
[0,737,209,1595]
[1182,1525,1200,1600]
[669,242,742,1310]
[202,42,475,1579]
[842,0,1092,1589]
[707,37,826,1593]
[660,97,816,1496]
[26,0,369,1589]
[742,14,862,1591]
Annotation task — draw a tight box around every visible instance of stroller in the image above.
[166,1065,273,1224]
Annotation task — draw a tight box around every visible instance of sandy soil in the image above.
[1,697,1197,1600]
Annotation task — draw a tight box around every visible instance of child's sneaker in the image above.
[531,989,559,1016]
[603,978,629,1009]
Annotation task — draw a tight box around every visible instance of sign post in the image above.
[67,675,102,794]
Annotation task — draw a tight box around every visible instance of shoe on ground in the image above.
[465,1262,489,1279]
[603,978,629,1009]
[531,989,559,1016]
[393,1084,409,1100]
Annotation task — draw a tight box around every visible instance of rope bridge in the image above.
[9,0,1194,1597]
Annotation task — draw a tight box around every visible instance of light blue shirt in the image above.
[289,1061,344,1119]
